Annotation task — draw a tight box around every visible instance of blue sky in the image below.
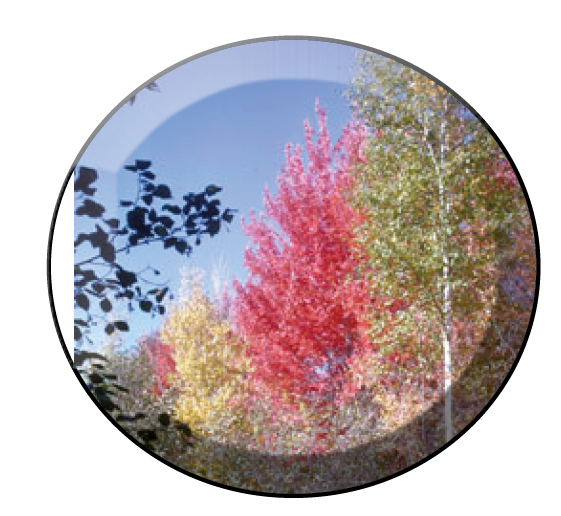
[75,40,360,351]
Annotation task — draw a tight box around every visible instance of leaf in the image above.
[74,326,82,340]
[75,294,89,311]
[105,218,119,229]
[175,240,188,254]
[142,194,153,205]
[221,209,235,224]
[163,237,177,249]
[105,324,115,335]
[114,321,129,331]
[155,288,168,303]
[140,300,152,313]
[127,206,147,230]
[136,160,151,170]
[89,225,109,249]
[158,216,174,228]
[141,172,156,180]
[154,225,168,237]
[74,167,98,196]
[99,242,116,263]
[116,269,136,288]
[206,218,220,236]
[124,165,138,172]
[205,184,222,196]
[120,200,133,207]
[74,233,90,247]
[75,199,105,218]
[100,298,112,313]
[153,185,172,199]
[162,204,181,215]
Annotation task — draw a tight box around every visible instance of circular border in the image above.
[47,35,541,498]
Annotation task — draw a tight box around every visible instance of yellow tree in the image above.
[160,269,251,440]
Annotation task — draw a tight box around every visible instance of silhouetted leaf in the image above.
[74,167,98,196]
[114,321,129,331]
[142,194,153,205]
[153,185,171,199]
[76,199,105,218]
[105,324,115,335]
[91,282,105,294]
[162,204,181,214]
[120,200,133,207]
[159,216,174,228]
[89,225,109,249]
[140,300,152,312]
[207,219,220,236]
[222,209,234,223]
[124,165,138,172]
[74,326,82,340]
[193,193,206,211]
[136,160,151,170]
[75,294,89,310]
[74,318,88,327]
[154,225,168,237]
[116,269,136,288]
[158,306,165,315]
[100,298,112,313]
[141,172,156,180]
[99,242,116,263]
[155,287,168,303]
[175,240,188,254]
[205,184,222,196]
[105,218,119,229]
[127,206,147,230]
[164,237,177,249]
[74,233,90,247]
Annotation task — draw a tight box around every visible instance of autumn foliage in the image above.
[232,102,384,411]
[139,333,175,397]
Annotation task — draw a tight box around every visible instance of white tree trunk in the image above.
[438,97,454,443]
[422,97,454,443]
[442,252,453,443]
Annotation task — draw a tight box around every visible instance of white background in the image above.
[1,1,558,514]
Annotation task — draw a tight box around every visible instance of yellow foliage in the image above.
[161,272,252,440]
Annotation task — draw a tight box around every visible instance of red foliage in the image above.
[232,101,383,408]
[139,333,176,396]
[488,159,518,190]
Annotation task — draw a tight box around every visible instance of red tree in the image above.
[139,332,176,396]
[232,102,384,413]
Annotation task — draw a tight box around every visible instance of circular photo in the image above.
[51,37,539,496]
